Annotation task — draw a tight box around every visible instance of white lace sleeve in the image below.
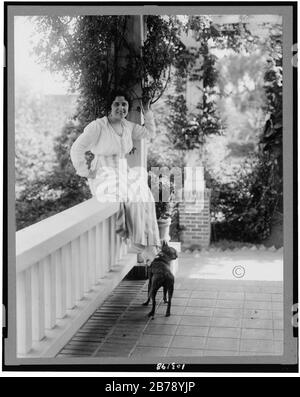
[70,120,100,177]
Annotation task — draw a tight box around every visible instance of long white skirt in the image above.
[88,158,161,252]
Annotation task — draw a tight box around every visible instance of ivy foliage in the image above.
[166,16,223,152]
[142,16,186,103]
[260,56,282,164]
[32,15,186,123]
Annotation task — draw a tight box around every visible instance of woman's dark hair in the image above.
[106,90,132,115]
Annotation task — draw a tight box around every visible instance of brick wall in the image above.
[178,189,211,249]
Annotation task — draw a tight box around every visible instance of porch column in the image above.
[125,15,147,171]
[123,16,149,273]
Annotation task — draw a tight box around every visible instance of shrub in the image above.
[16,121,92,230]
[16,169,91,231]
[210,153,282,243]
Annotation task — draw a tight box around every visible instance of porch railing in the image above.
[16,198,137,357]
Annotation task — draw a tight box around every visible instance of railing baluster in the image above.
[120,238,126,258]
[116,233,121,261]
[64,243,75,309]
[81,232,89,293]
[17,269,32,354]
[79,234,86,297]
[99,221,106,277]
[88,228,96,287]
[103,219,109,274]
[93,226,97,283]
[119,236,122,259]
[83,232,90,292]
[55,248,66,319]
[31,262,45,341]
[119,238,124,258]
[45,254,56,328]
[95,223,101,281]
[71,239,80,302]
[122,238,128,256]
[110,215,116,270]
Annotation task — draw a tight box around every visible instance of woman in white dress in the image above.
[70,91,160,261]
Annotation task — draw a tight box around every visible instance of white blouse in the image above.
[70,110,156,178]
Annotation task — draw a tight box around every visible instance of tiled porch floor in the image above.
[57,250,283,358]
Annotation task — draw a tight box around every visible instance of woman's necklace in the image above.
[108,116,124,137]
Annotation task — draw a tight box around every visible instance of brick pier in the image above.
[179,189,211,249]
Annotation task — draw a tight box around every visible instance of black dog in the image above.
[143,242,177,317]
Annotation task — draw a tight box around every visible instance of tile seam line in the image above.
[165,289,191,357]
[206,288,221,350]
[237,289,246,356]
[128,295,166,358]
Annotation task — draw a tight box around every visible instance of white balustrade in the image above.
[16,198,137,356]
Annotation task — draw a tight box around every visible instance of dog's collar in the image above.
[155,253,172,265]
